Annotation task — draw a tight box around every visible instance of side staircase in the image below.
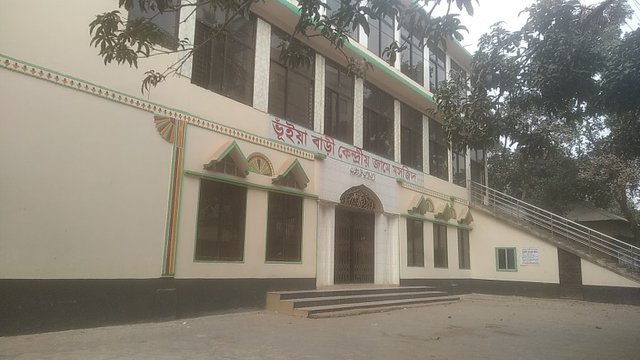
[266,286,459,318]
[469,181,640,282]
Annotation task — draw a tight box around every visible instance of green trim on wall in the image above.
[401,213,472,230]
[495,247,518,272]
[185,170,318,199]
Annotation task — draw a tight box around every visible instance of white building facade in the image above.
[0,0,638,335]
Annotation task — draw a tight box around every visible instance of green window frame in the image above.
[195,179,247,262]
[433,223,448,268]
[266,192,303,262]
[407,218,424,267]
[458,229,470,269]
[496,247,517,272]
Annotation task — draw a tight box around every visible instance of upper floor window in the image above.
[191,6,256,106]
[128,0,180,50]
[450,59,467,80]
[429,45,446,92]
[470,148,486,185]
[368,14,395,61]
[325,0,359,41]
[269,27,315,129]
[325,60,354,144]
[401,103,423,171]
[400,28,424,85]
[452,147,466,187]
[363,82,394,160]
[429,119,449,181]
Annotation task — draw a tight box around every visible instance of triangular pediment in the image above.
[272,159,309,189]
[203,141,249,177]
[435,201,456,221]
[458,208,474,225]
[409,195,434,215]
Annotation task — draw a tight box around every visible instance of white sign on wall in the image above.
[521,247,540,265]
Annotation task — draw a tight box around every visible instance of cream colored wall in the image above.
[469,211,559,283]
[0,1,270,139]
[399,218,473,279]
[0,70,171,279]
[581,260,640,288]
[174,125,317,278]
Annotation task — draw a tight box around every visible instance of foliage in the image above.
[434,0,640,242]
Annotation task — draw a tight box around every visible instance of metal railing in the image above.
[469,181,640,273]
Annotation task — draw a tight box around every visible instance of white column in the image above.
[316,202,336,287]
[423,115,430,176]
[394,19,401,70]
[314,54,326,133]
[465,145,472,188]
[374,212,388,284]
[253,18,271,112]
[358,19,368,47]
[448,146,453,183]
[424,46,430,92]
[178,0,197,77]
[445,53,452,80]
[394,100,401,163]
[389,214,400,285]
[353,78,364,147]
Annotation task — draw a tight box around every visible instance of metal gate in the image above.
[334,207,375,284]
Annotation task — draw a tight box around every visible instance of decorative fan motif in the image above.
[154,115,176,143]
[247,153,274,176]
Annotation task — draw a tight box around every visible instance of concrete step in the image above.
[267,286,459,317]
[296,295,460,318]
[287,290,449,308]
[270,286,435,300]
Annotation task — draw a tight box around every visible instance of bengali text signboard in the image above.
[270,117,424,185]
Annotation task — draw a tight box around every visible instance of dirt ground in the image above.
[1,294,639,360]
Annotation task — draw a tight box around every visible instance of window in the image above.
[433,224,448,268]
[368,14,395,61]
[214,156,245,177]
[269,27,315,129]
[429,46,446,92]
[325,60,354,143]
[407,219,424,267]
[450,60,467,81]
[195,179,247,261]
[470,148,486,185]
[401,28,424,85]
[191,6,256,106]
[266,193,303,262]
[452,147,466,187]
[458,229,470,269]
[429,119,448,181]
[496,247,517,271]
[363,82,395,159]
[128,0,180,49]
[325,0,359,41]
[401,103,423,171]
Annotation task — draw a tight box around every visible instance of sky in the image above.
[452,0,640,53]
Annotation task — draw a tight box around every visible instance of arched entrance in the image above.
[334,186,382,284]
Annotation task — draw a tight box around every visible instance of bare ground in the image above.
[1,294,639,360]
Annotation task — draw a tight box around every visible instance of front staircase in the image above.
[266,286,459,318]
[469,181,640,282]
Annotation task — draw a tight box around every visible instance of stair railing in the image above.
[469,181,640,273]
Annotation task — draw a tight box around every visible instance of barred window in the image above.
[266,193,303,262]
[433,223,448,268]
[191,6,256,106]
[407,219,424,267]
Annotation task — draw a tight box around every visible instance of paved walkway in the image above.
[1,294,639,359]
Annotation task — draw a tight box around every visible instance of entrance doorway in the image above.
[558,248,583,299]
[334,207,375,284]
